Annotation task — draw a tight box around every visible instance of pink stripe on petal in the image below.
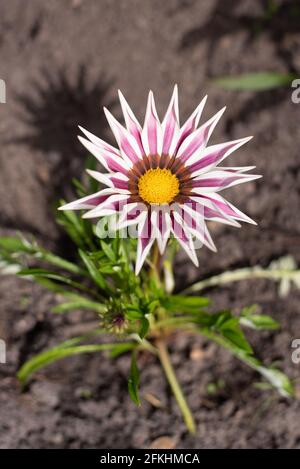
[191,171,261,192]
[203,207,241,227]
[117,203,145,230]
[135,213,155,274]
[171,213,199,266]
[59,188,118,211]
[79,126,120,156]
[177,107,226,163]
[104,107,142,164]
[162,85,179,155]
[173,204,216,251]
[175,95,207,153]
[78,136,130,175]
[151,208,171,254]
[110,176,129,190]
[201,193,257,225]
[83,194,130,218]
[187,137,253,176]
[118,90,145,155]
[142,91,162,155]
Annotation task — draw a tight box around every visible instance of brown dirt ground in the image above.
[0,0,300,448]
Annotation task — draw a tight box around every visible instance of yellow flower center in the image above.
[138,168,180,204]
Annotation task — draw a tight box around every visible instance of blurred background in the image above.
[0,0,300,449]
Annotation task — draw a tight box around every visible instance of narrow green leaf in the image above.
[78,249,106,290]
[0,237,27,252]
[219,318,253,354]
[212,72,296,91]
[52,298,106,314]
[199,328,294,397]
[100,241,116,262]
[57,205,95,250]
[162,295,210,313]
[17,329,137,385]
[109,342,137,358]
[139,317,150,339]
[240,314,280,330]
[17,268,95,296]
[18,341,120,386]
[0,236,83,275]
[128,351,141,406]
[125,309,144,321]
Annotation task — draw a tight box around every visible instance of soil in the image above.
[0,0,300,449]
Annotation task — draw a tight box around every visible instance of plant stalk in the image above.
[155,338,196,434]
[150,242,161,285]
[182,266,300,294]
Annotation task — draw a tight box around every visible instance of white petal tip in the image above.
[58,202,76,211]
[118,89,125,101]
[82,212,95,219]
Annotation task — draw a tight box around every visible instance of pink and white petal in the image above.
[161,85,180,156]
[86,169,130,191]
[219,166,256,173]
[86,169,115,188]
[78,126,120,156]
[173,204,217,252]
[186,136,253,176]
[78,136,131,175]
[187,196,241,227]
[109,173,130,190]
[151,207,171,254]
[204,206,241,227]
[118,90,144,155]
[171,212,199,266]
[175,95,207,153]
[117,203,146,230]
[135,212,155,275]
[176,107,226,163]
[191,170,262,193]
[104,107,142,164]
[141,91,163,156]
[201,193,257,225]
[82,194,130,219]
[59,188,116,211]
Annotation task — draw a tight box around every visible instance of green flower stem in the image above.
[155,338,196,434]
[149,242,161,286]
[183,266,300,294]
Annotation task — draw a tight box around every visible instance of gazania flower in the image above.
[60,86,261,273]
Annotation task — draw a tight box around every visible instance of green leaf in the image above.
[212,72,296,91]
[162,295,210,313]
[17,340,122,386]
[240,314,280,330]
[128,351,141,406]
[219,317,253,354]
[78,249,106,290]
[198,328,294,397]
[100,241,116,262]
[125,309,144,321]
[0,237,27,252]
[139,317,150,339]
[256,366,294,397]
[109,342,137,358]
[52,296,106,314]
[17,268,95,296]
[57,205,95,250]
[0,236,83,275]
[240,305,280,330]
